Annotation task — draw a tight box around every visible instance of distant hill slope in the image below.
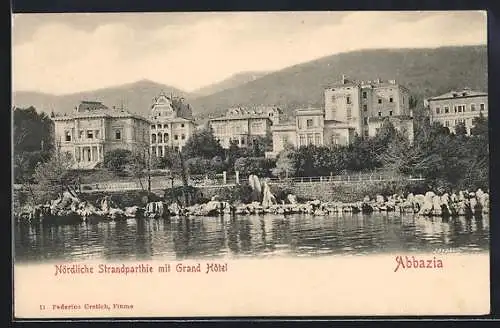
[189,45,487,118]
[13,80,191,117]
[192,71,270,97]
[13,46,487,121]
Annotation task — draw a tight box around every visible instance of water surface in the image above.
[14,213,490,262]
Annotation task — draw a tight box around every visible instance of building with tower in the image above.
[149,92,196,155]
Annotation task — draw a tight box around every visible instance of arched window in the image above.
[151,134,157,143]
[164,133,169,142]
[158,133,163,143]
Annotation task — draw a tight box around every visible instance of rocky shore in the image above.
[15,186,489,224]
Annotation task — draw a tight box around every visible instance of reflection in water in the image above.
[14,213,490,262]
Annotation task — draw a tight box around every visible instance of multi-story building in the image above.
[149,92,196,155]
[426,88,488,134]
[52,101,150,169]
[209,106,281,148]
[269,107,355,157]
[268,75,414,157]
[324,75,413,140]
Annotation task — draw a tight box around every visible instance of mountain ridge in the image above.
[189,45,487,118]
[192,71,271,97]
[13,45,487,120]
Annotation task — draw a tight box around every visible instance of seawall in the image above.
[14,179,427,210]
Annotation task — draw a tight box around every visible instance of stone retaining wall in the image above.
[14,179,427,211]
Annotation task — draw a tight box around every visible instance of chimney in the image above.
[341,74,347,84]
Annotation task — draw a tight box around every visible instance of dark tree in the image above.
[182,127,224,159]
[103,149,133,175]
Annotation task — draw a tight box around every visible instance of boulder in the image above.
[287,194,298,205]
[376,195,385,204]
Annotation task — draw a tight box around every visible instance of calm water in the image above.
[14,213,490,262]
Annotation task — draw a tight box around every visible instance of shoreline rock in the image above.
[15,188,489,224]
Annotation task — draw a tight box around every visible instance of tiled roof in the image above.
[53,109,150,122]
[295,108,323,116]
[209,114,271,121]
[427,89,487,101]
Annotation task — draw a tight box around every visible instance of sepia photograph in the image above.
[12,11,490,318]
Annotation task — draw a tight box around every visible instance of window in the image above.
[307,134,314,145]
[164,133,169,142]
[364,130,369,137]
[174,146,179,152]
[87,130,93,139]
[241,138,245,145]
[158,134,163,143]
[389,97,393,103]
[314,134,321,145]
[299,135,306,146]
[174,135,179,140]
[95,130,100,139]
[480,103,485,111]
[163,124,168,129]
[403,97,405,104]
[346,109,352,120]
[151,124,156,129]
[181,124,185,128]
[378,99,382,104]
[65,131,71,142]
[363,117,368,125]
[378,111,382,117]
[445,121,450,127]
[115,129,121,140]
[346,96,351,104]
[362,92,367,99]
[444,106,450,113]
[251,122,264,131]
[389,111,393,116]
[151,134,156,143]
[181,134,186,140]
[436,107,440,114]
[471,104,476,111]
[79,130,84,139]
[306,119,313,128]
[363,104,367,112]
[454,106,458,113]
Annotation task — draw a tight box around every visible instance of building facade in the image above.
[52,101,150,169]
[324,75,413,140]
[209,106,281,148]
[268,75,414,157]
[149,92,196,155]
[426,88,488,134]
[269,107,355,157]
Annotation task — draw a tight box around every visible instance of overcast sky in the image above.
[12,11,487,95]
